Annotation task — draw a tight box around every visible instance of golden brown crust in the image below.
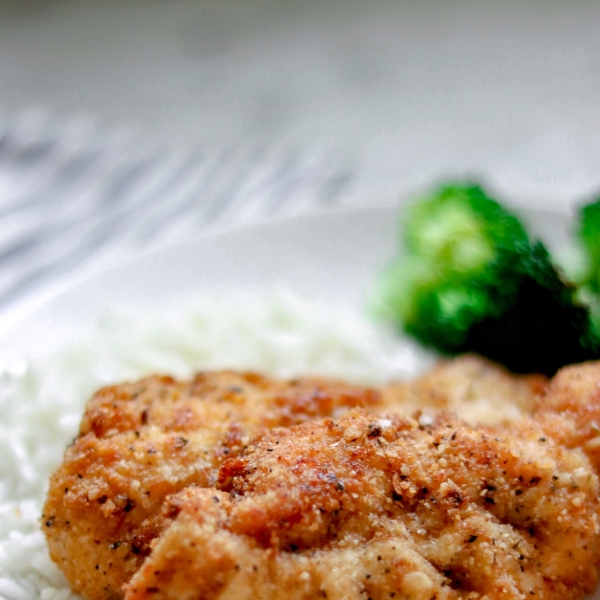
[532,361,600,471]
[383,354,547,425]
[125,409,600,600]
[43,358,600,600]
[43,371,381,600]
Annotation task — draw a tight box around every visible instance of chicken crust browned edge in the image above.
[44,356,600,600]
[43,370,381,600]
[127,408,600,600]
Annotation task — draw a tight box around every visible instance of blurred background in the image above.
[1,0,600,310]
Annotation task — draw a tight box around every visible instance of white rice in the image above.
[0,291,435,600]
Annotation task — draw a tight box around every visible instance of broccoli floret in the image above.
[375,183,600,375]
[572,197,600,330]
[580,198,600,289]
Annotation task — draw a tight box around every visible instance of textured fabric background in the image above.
[0,113,357,309]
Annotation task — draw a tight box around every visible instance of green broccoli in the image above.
[580,198,600,288]
[571,198,600,330]
[375,183,600,375]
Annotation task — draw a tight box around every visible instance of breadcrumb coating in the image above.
[125,409,600,600]
[43,358,600,600]
[43,371,380,600]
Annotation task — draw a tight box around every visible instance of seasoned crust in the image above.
[533,360,600,471]
[43,371,381,600]
[383,354,547,425]
[125,409,600,600]
[44,357,600,600]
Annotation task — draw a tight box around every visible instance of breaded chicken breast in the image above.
[125,409,600,600]
[45,357,600,600]
[43,371,381,600]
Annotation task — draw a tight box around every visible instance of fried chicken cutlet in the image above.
[45,357,600,600]
[43,371,381,600]
[126,408,600,600]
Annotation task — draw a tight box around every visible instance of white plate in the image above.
[3,202,596,600]
[0,203,571,362]
[0,205,400,362]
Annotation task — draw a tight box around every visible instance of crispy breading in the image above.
[45,358,600,600]
[383,354,547,425]
[532,360,600,472]
[125,409,600,600]
[43,371,381,600]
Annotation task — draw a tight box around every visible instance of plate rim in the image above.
[0,200,572,346]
